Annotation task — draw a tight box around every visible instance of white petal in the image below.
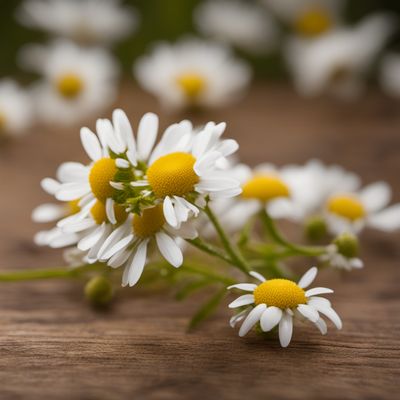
[113,109,133,151]
[78,224,106,251]
[97,222,130,259]
[313,305,342,330]
[297,267,318,289]
[155,232,183,267]
[56,182,90,201]
[305,287,334,297]
[106,198,116,225]
[314,318,328,335]
[108,248,131,269]
[360,181,391,212]
[216,139,238,157]
[163,196,178,228]
[128,240,149,286]
[368,203,400,231]
[32,204,65,223]
[102,234,134,260]
[194,151,222,176]
[230,308,250,328]
[249,271,266,282]
[260,306,283,332]
[279,312,293,347]
[41,178,61,195]
[228,294,255,308]
[80,127,102,161]
[297,304,319,323]
[57,162,88,183]
[227,283,257,291]
[239,304,266,337]
[116,158,130,168]
[137,112,158,160]
[307,296,331,308]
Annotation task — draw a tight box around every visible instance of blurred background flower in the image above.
[0,0,399,134]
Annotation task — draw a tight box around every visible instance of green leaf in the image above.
[188,288,226,331]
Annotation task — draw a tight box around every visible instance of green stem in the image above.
[260,210,326,257]
[0,263,105,282]
[203,204,251,274]
[186,237,232,265]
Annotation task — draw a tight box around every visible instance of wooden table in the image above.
[0,84,399,399]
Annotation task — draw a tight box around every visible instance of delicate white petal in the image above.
[80,127,102,161]
[239,304,266,337]
[313,305,342,330]
[297,267,318,289]
[155,232,183,267]
[116,158,130,168]
[279,312,293,347]
[360,181,391,212]
[128,240,149,286]
[306,287,334,297]
[41,178,61,195]
[194,151,222,176]
[106,198,116,225]
[314,318,328,335]
[102,234,134,260]
[368,204,400,231]
[227,283,257,291]
[230,308,250,328]
[56,182,90,201]
[137,112,158,160]
[228,294,255,308]
[163,196,178,228]
[108,248,131,269]
[260,306,283,332]
[32,204,65,223]
[307,296,331,308]
[297,304,319,323]
[249,271,266,282]
[57,162,88,183]
[78,224,106,251]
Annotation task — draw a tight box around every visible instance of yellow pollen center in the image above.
[327,195,366,221]
[147,152,199,198]
[176,73,206,99]
[294,8,332,37]
[89,158,117,202]
[67,199,81,215]
[56,73,84,99]
[241,175,290,202]
[90,200,127,225]
[132,204,165,238]
[253,279,307,309]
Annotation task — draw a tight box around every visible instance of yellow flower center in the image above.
[327,195,366,221]
[67,199,81,215]
[90,200,127,225]
[147,152,199,198]
[241,175,290,202]
[253,279,307,309]
[176,72,206,99]
[132,204,165,238]
[56,73,84,99]
[89,158,117,202]
[294,8,332,37]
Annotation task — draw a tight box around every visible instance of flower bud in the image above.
[304,216,327,241]
[333,232,359,258]
[84,275,114,307]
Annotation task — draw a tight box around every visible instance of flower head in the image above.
[134,38,251,110]
[228,267,342,347]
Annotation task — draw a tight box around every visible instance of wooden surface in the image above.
[0,84,399,400]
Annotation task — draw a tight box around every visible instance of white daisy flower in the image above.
[319,244,363,271]
[17,0,138,46]
[285,13,396,99]
[143,121,241,229]
[194,0,278,54]
[324,181,400,235]
[96,203,197,287]
[19,40,119,125]
[0,79,33,138]
[134,38,251,110]
[228,267,342,347]
[380,53,400,98]
[264,0,343,37]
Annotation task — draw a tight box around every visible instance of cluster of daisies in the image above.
[32,109,400,347]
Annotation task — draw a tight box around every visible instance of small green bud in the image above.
[304,216,327,241]
[84,275,114,307]
[333,232,359,258]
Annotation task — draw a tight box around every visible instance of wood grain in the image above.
[0,83,399,400]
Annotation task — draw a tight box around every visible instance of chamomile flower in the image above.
[324,181,400,235]
[134,38,251,110]
[264,0,343,38]
[380,53,400,98]
[194,0,278,54]
[0,79,33,138]
[96,204,197,287]
[142,121,241,229]
[19,40,118,125]
[285,14,396,99]
[17,0,138,46]
[228,267,342,347]
[320,244,363,271]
